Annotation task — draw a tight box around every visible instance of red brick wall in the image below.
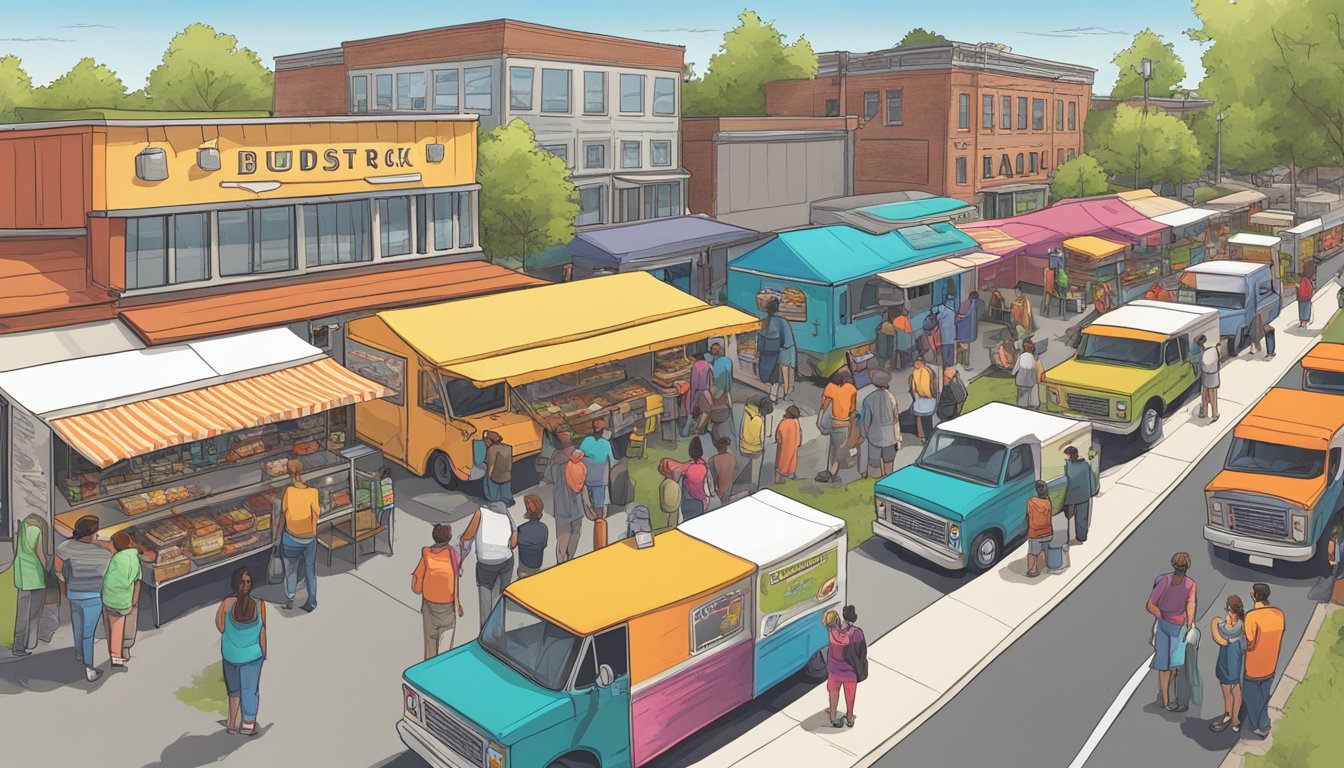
[765,78,837,117]
[681,118,720,216]
[274,64,348,117]
[0,127,91,229]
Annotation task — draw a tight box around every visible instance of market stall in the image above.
[1154,207,1218,272]
[1250,210,1296,236]
[1205,190,1269,259]
[0,328,393,625]
[1227,232,1285,283]
[1282,219,1323,279]
[1062,236,1127,311]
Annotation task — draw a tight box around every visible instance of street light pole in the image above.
[1135,58,1153,189]
[1215,111,1224,185]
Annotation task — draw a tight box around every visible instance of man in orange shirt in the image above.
[1242,582,1285,738]
[817,370,858,484]
[412,523,463,660]
[1025,481,1053,578]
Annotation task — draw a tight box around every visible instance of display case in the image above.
[519,376,662,442]
[652,347,694,390]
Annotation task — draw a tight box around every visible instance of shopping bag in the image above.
[267,545,285,584]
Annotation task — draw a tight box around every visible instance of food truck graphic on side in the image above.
[872,403,1095,571]
[397,491,846,768]
[1204,388,1344,568]
[1174,261,1281,357]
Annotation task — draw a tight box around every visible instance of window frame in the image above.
[650,140,673,168]
[955,156,968,185]
[1029,153,1039,173]
[541,143,570,166]
[583,71,607,115]
[540,68,571,114]
[463,66,493,114]
[982,95,995,129]
[351,75,369,114]
[1017,97,1028,130]
[1032,98,1046,131]
[1068,101,1077,131]
[375,74,393,111]
[619,73,645,114]
[983,155,994,179]
[863,90,879,120]
[1015,153,1025,175]
[396,71,427,111]
[1055,99,1065,131]
[885,89,903,125]
[1000,95,1012,130]
[577,184,607,227]
[824,99,839,117]
[653,76,676,116]
[584,141,607,169]
[620,140,641,170]
[509,66,535,111]
[432,69,459,112]
[958,93,971,130]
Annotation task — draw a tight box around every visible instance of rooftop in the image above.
[570,215,761,268]
[730,223,979,284]
[1090,302,1217,336]
[1182,261,1266,277]
[1237,388,1344,451]
[817,40,1095,84]
[679,490,844,566]
[938,402,1086,446]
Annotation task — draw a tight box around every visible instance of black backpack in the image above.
[843,629,869,683]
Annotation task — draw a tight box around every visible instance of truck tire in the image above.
[1138,400,1163,446]
[969,530,1002,572]
[429,452,459,490]
[802,650,828,682]
[548,752,600,768]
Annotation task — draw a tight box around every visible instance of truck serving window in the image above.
[1193,289,1245,310]
[480,598,583,691]
[1076,335,1162,369]
[444,376,506,417]
[1306,370,1344,394]
[1225,438,1325,480]
[917,432,1007,486]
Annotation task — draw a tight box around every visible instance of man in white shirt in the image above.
[1197,335,1221,422]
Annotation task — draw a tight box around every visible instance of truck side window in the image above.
[1164,339,1180,366]
[573,626,629,688]
[1331,448,1342,481]
[1005,445,1034,482]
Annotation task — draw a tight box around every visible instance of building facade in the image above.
[764,41,1094,218]
[681,116,857,232]
[275,19,687,230]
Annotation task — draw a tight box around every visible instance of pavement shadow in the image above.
[144,725,273,768]
[0,648,115,695]
[1206,542,1328,583]
[862,540,969,592]
[797,709,850,733]
[1179,716,1242,752]
[369,752,429,768]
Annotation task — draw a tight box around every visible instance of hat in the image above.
[870,369,892,387]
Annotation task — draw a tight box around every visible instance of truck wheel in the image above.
[969,531,1001,572]
[1138,401,1163,446]
[802,650,827,682]
[429,452,459,490]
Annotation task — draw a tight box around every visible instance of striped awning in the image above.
[49,358,392,468]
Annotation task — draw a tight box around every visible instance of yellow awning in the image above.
[446,305,760,387]
[877,258,971,288]
[1118,189,1191,218]
[1064,236,1128,261]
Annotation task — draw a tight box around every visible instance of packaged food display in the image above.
[331,489,352,509]
[119,495,151,516]
[145,519,189,547]
[223,532,262,557]
[652,348,694,388]
[190,529,225,558]
[292,440,320,456]
[188,517,221,538]
[154,559,192,582]
[214,509,256,535]
[245,490,280,515]
[255,515,272,531]
[264,458,289,477]
[756,287,807,321]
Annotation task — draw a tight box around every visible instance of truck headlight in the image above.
[1048,387,1060,404]
[1209,500,1224,526]
[1115,401,1127,416]
[402,684,420,720]
[875,499,887,521]
[1291,512,1307,543]
[488,743,507,768]
[947,523,961,550]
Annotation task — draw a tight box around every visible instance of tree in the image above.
[0,55,33,123]
[1110,29,1186,99]
[477,120,578,264]
[682,10,816,116]
[898,28,946,47]
[32,57,129,109]
[1049,154,1110,201]
[145,24,273,111]
[1090,105,1207,187]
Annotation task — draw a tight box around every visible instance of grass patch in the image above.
[1245,609,1344,768]
[0,566,15,648]
[176,661,228,716]
[964,369,1017,412]
[1322,308,1344,344]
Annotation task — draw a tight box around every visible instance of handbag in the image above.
[913,396,936,416]
[267,544,284,584]
[817,402,835,433]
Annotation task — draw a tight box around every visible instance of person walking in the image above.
[1210,595,1247,733]
[709,342,736,434]
[280,458,320,612]
[931,298,958,372]
[412,523,463,659]
[516,496,549,578]
[543,432,573,486]
[955,291,982,370]
[1147,553,1198,712]
[778,310,798,401]
[460,501,518,627]
[1258,310,1276,360]
[216,567,266,736]
[54,515,111,682]
[817,370,858,483]
[738,397,769,497]
[101,531,141,667]
[1249,309,1266,357]
[687,357,714,436]
[657,458,683,529]
[482,431,515,507]
[1197,335,1221,422]
[1242,583,1285,739]
[937,367,968,421]
[909,357,939,444]
[859,370,901,479]
[893,306,915,371]
[774,405,803,483]
[876,312,898,372]
[1013,338,1042,409]
[822,607,865,728]
[1025,481,1053,578]
[555,449,593,564]
[676,437,712,521]
[757,298,791,402]
[1296,271,1315,328]
[11,513,48,657]
[708,437,737,508]
[1062,446,1100,544]
[579,419,614,519]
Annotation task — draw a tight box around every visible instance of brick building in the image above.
[274,19,686,230]
[765,41,1094,218]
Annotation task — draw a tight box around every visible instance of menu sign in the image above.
[759,545,839,618]
[10,407,51,521]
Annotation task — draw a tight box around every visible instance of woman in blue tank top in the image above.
[216,567,267,736]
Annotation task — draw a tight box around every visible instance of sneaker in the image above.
[85,667,103,683]
[111,657,127,668]
[11,649,30,657]
[301,603,317,613]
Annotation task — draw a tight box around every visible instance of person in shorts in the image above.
[1025,481,1053,577]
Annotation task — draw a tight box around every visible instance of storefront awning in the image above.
[949,252,1004,268]
[1063,236,1128,261]
[0,319,145,374]
[1152,208,1218,228]
[612,170,691,189]
[877,258,970,288]
[1250,211,1295,228]
[1117,189,1191,218]
[1285,219,1324,237]
[570,215,759,269]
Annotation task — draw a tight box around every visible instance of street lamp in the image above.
[1216,111,1224,184]
[1134,58,1154,189]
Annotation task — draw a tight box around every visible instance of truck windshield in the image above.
[917,431,1007,486]
[1193,290,1245,310]
[1076,334,1162,369]
[1305,369,1344,394]
[445,376,506,417]
[479,597,583,691]
[1225,438,1324,479]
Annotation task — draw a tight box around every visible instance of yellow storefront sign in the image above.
[95,118,477,211]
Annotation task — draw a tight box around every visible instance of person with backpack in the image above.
[411,524,463,659]
[460,502,518,627]
[823,605,867,729]
[738,397,771,497]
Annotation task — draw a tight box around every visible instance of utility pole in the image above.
[1134,58,1152,190]
[1215,111,1224,185]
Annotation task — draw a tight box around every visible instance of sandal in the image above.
[846,716,856,728]
[1210,715,1231,732]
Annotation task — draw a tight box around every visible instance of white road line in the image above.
[1066,654,1155,768]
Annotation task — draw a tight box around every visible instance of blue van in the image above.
[1175,261,1281,356]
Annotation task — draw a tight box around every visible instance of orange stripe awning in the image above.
[50,358,392,468]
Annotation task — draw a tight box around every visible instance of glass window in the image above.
[1055,99,1064,130]
[1029,153,1039,173]
[584,142,606,169]
[643,182,678,219]
[1076,334,1162,368]
[1165,339,1181,366]
[1058,148,1066,168]
[479,598,583,692]
[379,197,413,257]
[432,69,458,112]
[173,212,210,283]
[620,74,644,112]
[541,69,570,113]
[457,192,474,248]
[1005,445,1035,481]
[584,71,606,114]
[1069,148,1077,160]
[650,140,672,168]
[397,71,426,110]
[351,76,369,113]
[958,94,970,129]
[690,590,746,654]
[418,370,447,415]
[432,193,456,251]
[542,144,569,164]
[304,201,371,267]
[1032,98,1045,130]
[1068,101,1077,130]
[1225,438,1325,480]
[1015,153,1025,175]
[982,95,994,128]
[955,157,967,185]
[578,185,606,227]
[446,377,504,417]
[886,90,902,125]
[864,91,879,120]
[825,99,839,117]
[256,208,295,273]
[574,626,631,688]
[999,154,1013,177]
[125,216,167,289]
[1017,97,1028,129]
[1000,96,1011,129]
[509,67,534,110]
[464,67,492,113]
[917,431,1007,486]
[621,141,641,169]
[617,188,639,222]
[375,74,392,111]
[653,77,676,115]
[218,210,251,276]
[982,156,993,179]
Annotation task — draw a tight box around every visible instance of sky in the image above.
[3,0,1208,95]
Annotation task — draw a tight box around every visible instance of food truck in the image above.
[1175,261,1281,356]
[397,492,846,768]
[346,272,757,487]
[873,403,1094,572]
[1043,300,1219,446]
[1204,388,1344,567]
[1302,342,1344,395]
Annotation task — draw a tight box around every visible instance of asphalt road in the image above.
[875,354,1331,768]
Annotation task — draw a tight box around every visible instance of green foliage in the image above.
[0,55,34,123]
[1111,29,1187,99]
[1244,609,1344,768]
[899,28,946,47]
[1193,186,1221,204]
[175,661,228,715]
[1090,105,1207,186]
[1083,108,1117,156]
[145,24,273,111]
[1050,154,1111,202]
[682,10,817,116]
[32,57,130,110]
[477,120,578,263]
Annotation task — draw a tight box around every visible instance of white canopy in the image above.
[937,402,1083,447]
[679,490,844,566]
[1228,233,1282,247]
[0,319,144,375]
[1091,301,1219,337]
[1152,208,1218,228]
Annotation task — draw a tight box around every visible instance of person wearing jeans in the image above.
[280,459,320,612]
[217,567,266,736]
[11,514,48,657]
[461,502,517,626]
[1242,583,1285,738]
[54,514,112,682]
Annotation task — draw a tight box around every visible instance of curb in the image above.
[1218,602,1339,768]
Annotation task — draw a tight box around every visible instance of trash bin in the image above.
[1047,515,1070,573]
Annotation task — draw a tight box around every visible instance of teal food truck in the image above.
[726,223,984,378]
[873,403,1096,571]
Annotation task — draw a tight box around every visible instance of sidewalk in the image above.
[691,280,1343,768]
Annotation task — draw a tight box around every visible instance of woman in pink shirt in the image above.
[1147,552,1197,712]
[676,436,711,521]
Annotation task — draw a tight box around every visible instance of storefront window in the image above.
[620,73,644,113]
[432,193,456,251]
[578,185,606,226]
[351,76,369,113]
[304,201,372,267]
[432,70,458,112]
[617,189,639,223]
[397,72,427,110]
[650,140,672,168]
[445,377,505,417]
[653,77,676,116]
[541,69,571,113]
[375,74,393,111]
[126,216,168,289]
[584,71,606,114]
[174,212,210,283]
[219,208,295,277]
[457,193,474,248]
[379,197,413,257]
[464,67,493,114]
[644,183,679,220]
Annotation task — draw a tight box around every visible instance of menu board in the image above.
[346,340,406,406]
[758,546,840,619]
[10,407,51,521]
[690,589,746,654]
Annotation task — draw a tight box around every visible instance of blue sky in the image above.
[4,0,1207,95]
